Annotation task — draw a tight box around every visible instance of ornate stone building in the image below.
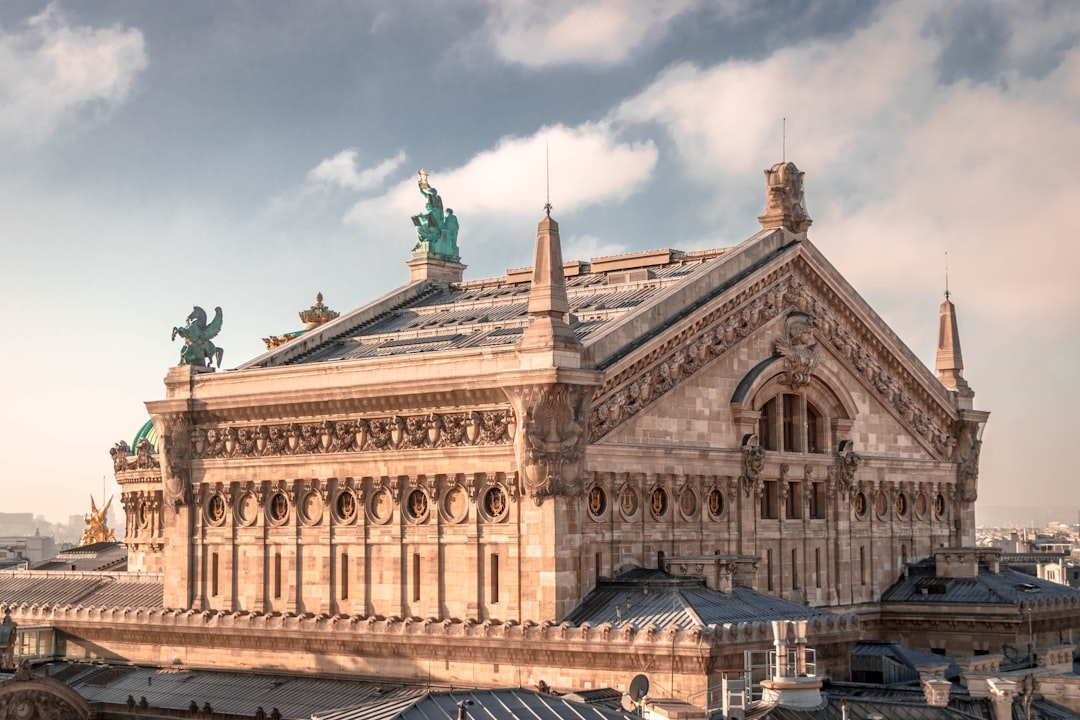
[22,161,1066,708]
[121,162,986,618]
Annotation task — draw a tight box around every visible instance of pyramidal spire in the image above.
[936,289,974,407]
[518,209,582,367]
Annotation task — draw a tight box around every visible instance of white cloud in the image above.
[344,122,658,227]
[0,4,147,148]
[611,1,1080,332]
[307,149,406,191]
[562,233,629,263]
[477,0,721,68]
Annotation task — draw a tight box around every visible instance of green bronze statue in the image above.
[411,169,460,261]
[172,305,224,368]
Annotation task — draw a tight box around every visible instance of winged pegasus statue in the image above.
[172,305,224,368]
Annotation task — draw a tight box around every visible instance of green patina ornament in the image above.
[410,169,460,261]
[172,305,224,368]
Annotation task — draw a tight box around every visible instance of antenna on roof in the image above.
[782,117,786,163]
[545,141,552,217]
[944,251,950,300]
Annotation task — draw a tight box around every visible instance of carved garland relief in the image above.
[588,263,954,461]
[187,409,514,460]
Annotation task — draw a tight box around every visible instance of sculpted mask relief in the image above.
[508,384,591,502]
[775,311,818,390]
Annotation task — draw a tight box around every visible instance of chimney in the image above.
[986,678,1018,720]
[923,679,952,707]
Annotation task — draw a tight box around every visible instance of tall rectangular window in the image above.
[815,548,822,589]
[786,482,801,519]
[766,549,774,592]
[806,404,821,454]
[490,553,500,604]
[211,552,219,597]
[595,552,601,583]
[792,548,800,590]
[274,552,282,599]
[860,546,867,586]
[810,483,825,519]
[412,553,421,603]
[782,394,796,451]
[761,481,778,519]
[760,399,775,451]
[341,552,349,601]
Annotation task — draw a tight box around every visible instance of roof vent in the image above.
[606,268,654,285]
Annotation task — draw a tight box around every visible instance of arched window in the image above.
[756,392,827,455]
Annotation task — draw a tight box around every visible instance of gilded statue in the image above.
[172,305,224,368]
[80,495,117,546]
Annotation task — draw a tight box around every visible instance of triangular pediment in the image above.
[585,235,959,461]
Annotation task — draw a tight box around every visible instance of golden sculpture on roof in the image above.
[262,293,340,349]
[80,495,117,546]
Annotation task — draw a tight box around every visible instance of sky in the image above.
[0,0,1077,528]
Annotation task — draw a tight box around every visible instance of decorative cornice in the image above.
[3,601,861,652]
[188,409,514,460]
[589,259,956,459]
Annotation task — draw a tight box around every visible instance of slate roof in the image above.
[881,559,1080,605]
[314,688,637,720]
[564,568,833,629]
[0,571,163,609]
[33,542,127,572]
[32,663,637,720]
[37,662,427,720]
[259,248,730,366]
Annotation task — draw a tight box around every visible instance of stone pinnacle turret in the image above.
[517,208,582,367]
[936,290,974,408]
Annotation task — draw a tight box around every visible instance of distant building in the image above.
[0,535,54,567]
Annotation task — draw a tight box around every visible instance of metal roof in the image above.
[44,662,427,720]
[273,250,729,366]
[881,560,1080,605]
[314,688,637,720]
[564,569,832,629]
[0,571,163,609]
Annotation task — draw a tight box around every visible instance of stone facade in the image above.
[97,163,992,697]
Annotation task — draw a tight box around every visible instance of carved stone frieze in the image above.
[187,409,514,460]
[507,384,591,502]
[110,438,160,472]
[774,311,818,390]
[160,415,193,509]
[833,450,860,499]
[740,442,764,497]
[954,419,982,503]
[588,261,954,460]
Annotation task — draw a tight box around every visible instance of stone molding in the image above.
[588,259,955,461]
[5,601,860,653]
[187,409,515,460]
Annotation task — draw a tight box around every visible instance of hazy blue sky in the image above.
[1,1,1077,526]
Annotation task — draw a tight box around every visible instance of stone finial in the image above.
[758,161,812,234]
[518,213,582,363]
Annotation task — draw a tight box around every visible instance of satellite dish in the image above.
[628,674,650,702]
